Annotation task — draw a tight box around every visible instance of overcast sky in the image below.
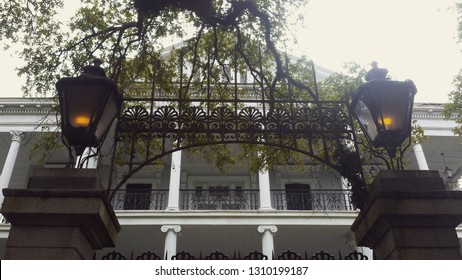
[293,0,462,103]
[1,0,461,103]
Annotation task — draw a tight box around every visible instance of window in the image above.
[235,186,243,197]
[192,185,235,210]
[209,186,230,197]
[285,183,311,210]
[240,71,248,84]
[222,65,233,81]
[123,184,152,210]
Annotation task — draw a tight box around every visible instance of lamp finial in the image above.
[365,61,388,82]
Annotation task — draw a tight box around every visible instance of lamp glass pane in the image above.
[353,79,416,148]
[95,86,119,142]
[374,83,411,132]
[353,99,378,142]
[62,81,102,128]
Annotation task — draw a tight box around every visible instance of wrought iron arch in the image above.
[108,43,366,208]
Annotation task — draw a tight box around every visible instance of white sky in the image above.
[292,0,462,103]
[1,0,461,103]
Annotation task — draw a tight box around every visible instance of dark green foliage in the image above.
[444,2,462,135]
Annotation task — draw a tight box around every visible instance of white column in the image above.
[341,177,349,190]
[161,225,181,260]
[75,147,98,169]
[166,151,182,210]
[357,247,374,260]
[258,225,277,259]
[258,169,273,210]
[0,131,25,206]
[413,143,429,170]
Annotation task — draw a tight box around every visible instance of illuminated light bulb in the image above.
[73,115,91,126]
[383,118,392,125]
[378,117,393,126]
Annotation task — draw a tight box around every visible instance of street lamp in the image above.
[1,61,122,260]
[349,64,417,158]
[441,152,454,178]
[348,64,462,260]
[349,67,462,259]
[56,59,122,157]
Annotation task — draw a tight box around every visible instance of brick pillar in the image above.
[1,168,121,260]
[352,170,462,260]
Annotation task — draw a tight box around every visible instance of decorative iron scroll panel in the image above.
[112,47,364,207]
[116,99,357,175]
[118,100,356,157]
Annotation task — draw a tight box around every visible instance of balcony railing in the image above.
[179,190,260,210]
[272,189,353,211]
[110,189,353,211]
[111,189,168,210]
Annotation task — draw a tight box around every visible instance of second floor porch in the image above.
[111,188,354,211]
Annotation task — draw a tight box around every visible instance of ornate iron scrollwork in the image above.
[120,106,150,130]
[110,44,366,209]
[152,106,178,130]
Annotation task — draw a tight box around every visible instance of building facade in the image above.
[0,98,461,260]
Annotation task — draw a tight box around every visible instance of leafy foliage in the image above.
[444,2,462,135]
[445,70,462,135]
[1,0,309,164]
[1,0,308,99]
[0,0,63,43]
[1,1,421,207]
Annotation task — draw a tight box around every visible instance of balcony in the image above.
[110,188,353,211]
[111,189,168,210]
[271,189,354,211]
[179,189,260,210]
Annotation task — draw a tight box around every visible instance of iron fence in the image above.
[98,249,370,260]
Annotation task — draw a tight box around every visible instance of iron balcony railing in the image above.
[271,189,353,211]
[110,189,353,211]
[179,189,260,210]
[111,189,168,210]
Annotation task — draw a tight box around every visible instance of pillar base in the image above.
[352,170,462,260]
[258,206,274,211]
[1,168,121,260]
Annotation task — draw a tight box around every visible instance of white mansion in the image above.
[0,95,461,260]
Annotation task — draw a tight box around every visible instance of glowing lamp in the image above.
[350,78,417,157]
[56,59,122,156]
